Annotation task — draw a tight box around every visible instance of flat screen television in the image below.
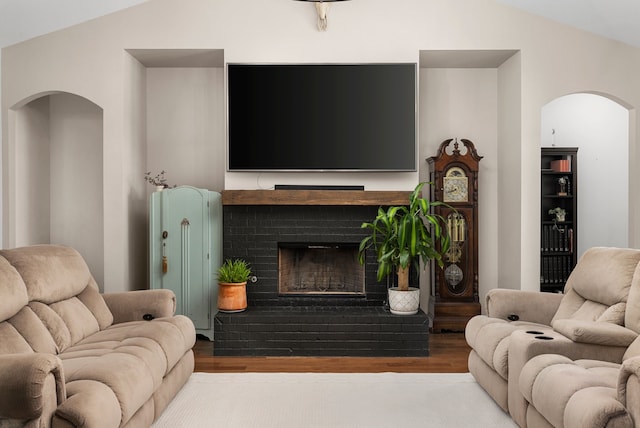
[227,63,417,172]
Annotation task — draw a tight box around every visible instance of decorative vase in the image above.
[556,213,565,222]
[388,287,420,315]
[156,185,165,192]
[217,282,247,313]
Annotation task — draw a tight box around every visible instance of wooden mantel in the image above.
[222,190,412,206]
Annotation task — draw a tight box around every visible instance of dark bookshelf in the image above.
[540,148,578,293]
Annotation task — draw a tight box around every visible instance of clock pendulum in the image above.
[444,212,465,291]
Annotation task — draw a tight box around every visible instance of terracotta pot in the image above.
[217,282,247,313]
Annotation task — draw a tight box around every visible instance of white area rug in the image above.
[153,372,517,428]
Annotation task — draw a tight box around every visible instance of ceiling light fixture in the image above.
[295,0,350,32]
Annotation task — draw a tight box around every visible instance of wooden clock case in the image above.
[427,138,482,332]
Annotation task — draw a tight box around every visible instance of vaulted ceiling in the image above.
[0,0,149,48]
[497,0,640,49]
[1,0,639,49]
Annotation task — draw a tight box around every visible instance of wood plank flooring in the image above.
[194,333,470,373]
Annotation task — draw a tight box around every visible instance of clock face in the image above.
[443,167,468,202]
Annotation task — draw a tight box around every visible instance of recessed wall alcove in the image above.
[540,93,630,255]
[9,92,104,285]
[125,49,226,291]
[127,48,226,193]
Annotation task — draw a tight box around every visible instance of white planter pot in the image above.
[388,287,420,315]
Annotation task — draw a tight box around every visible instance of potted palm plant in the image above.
[358,182,450,315]
[217,258,252,313]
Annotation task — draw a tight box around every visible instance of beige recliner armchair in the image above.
[518,259,640,428]
[518,346,640,427]
[465,247,640,427]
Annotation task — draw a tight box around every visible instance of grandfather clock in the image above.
[427,138,482,332]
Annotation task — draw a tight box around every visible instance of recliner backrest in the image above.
[0,245,93,304]
[0,255,36,354]
[623,262,640,334]
[551,247,640,325]
[0,245,114,354]
[0,256,28,323]
[622,265,640,359]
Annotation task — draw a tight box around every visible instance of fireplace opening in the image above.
[278,243,365,296]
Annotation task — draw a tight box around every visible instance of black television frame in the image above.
[226,62,418,172]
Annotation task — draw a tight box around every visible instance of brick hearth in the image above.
[214,306,429,357]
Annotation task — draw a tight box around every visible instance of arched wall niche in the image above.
[540,92,632,258]
[7,91,105,287]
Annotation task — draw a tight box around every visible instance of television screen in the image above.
[227,63,417,171]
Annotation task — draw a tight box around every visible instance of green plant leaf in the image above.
[357,181,453,282]
[217,258,252,283]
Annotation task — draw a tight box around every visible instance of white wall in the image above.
[497,53,523,291]
[122,53,148,290]
[12,93,105,285]
[15,97,50,245]
[419,67,499,308]
[2,0,640,294]
[49,93,104,286]
[0,50,2,246]
[146,68,225,192]
[541,93,629,255]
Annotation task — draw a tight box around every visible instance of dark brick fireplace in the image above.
[221,203,388,306]
[213,189,430,356]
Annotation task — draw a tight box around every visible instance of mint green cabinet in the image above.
[149,186,222,340]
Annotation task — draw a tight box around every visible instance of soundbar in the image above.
[275,185,365,191]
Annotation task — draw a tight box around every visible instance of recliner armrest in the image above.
[486,289,563,324]
[620,356,640,420]
[507,329,629,425]
[552,319,638,347]
[0,353,65,420]
[102,289,176,324]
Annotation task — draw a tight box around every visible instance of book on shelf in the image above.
[541,254,572,284]
[550,159,571,172]
[541,224,573,253]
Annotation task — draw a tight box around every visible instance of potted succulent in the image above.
[549,207,566,222]
[358,182,450,315]
[217,258,252,313]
